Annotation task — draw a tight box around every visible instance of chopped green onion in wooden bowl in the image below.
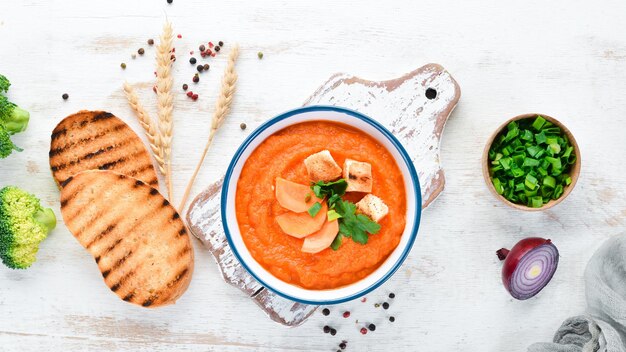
[482,113,581,211]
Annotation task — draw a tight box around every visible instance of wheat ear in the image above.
[123,82,167,177]
[179,44,240,211]
[156,21,175,200]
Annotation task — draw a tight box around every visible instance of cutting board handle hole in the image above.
[426,88,437,100]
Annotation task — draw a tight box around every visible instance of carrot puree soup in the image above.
[235,121,407,290]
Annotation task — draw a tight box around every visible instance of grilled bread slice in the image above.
[60,170,193,308]
[50,110,159,188]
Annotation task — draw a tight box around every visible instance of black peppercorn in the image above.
[389,316,395,322]
[368,323,376,331]
[218,41,224,46]
[389,293,395,299]
[189,57,197,64]
[199,45,206,52]
[182,84,188,91]
[62,93,69,100]
[197,65,204,72]
[193,75,199,83]
[167,0,173,3]
[322,308,330,316]
[138,48,145,55]
[214,45,221,52]
[383,302,389,309]
[240,122,247,130]
[330,328,337,336]
[203,63,210,71]
[339,342,347,350]
[148,39,154,45]
[323,325,330,334]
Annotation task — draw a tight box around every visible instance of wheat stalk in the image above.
[156,21,175,200]
[122,82,167,177]
[179,44,240,211]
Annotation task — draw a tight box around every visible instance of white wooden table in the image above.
[1,1,625,351]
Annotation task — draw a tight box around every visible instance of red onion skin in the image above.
[498,237,553,295]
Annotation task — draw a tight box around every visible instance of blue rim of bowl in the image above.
[221,105,422,305]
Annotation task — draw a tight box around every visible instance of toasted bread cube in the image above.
[304,150,342,182]
[356,194,389,222]
[343,159,372,193]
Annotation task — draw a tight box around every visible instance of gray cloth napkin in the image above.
[528,234,626,352]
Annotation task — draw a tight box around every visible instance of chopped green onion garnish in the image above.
[488,115,576,208]
[327,209,342,221]
[307,202,322,217]
[532,116,546,130]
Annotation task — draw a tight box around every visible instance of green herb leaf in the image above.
[311,179,348,199]
[307,202,322,217]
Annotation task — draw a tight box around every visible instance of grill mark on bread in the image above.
[109,250,133,273]
[98,157,126,170]
[122,292,135,302]
[102,237,123,257]
[51,128,67,140]
[110,270,136,294]
[87,224,117,249]
[168,268,189,288]
[102,269,111,279]
[150,188,159,196]
[91,111,114,122]
[60,176,74,189]
[176,245,191,259]
[178,227,187,236]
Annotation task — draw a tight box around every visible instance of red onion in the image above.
[496,237,559,300]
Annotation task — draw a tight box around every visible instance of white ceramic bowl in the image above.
[221,106,422,305]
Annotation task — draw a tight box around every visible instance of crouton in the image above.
[304,150,342,182]
[356,194,389,222]
[343,159,372,193]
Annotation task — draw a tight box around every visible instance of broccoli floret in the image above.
[0,125,22,159]
[0,74,9,93]
[0,186,56,269]
[0,95,29,134]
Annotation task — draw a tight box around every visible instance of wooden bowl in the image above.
[482,113,581,211]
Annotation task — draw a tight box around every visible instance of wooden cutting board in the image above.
[186,63,461,326]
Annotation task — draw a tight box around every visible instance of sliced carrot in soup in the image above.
[276,202,327,238]
[302,219,339,254]
[275,177,323,213]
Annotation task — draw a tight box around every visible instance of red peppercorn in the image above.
[193,75,199,83]
[343,311,350,318]
[152,86,157,93]
[360,327,367,335]
[361,297,367,303]
[186,91,193,97]
[192,94,198,100]
[170,54,176,61]
[171,48,176,53]
[177,34,182,39]
[207,49,213,56]
[211,53,216,57]
[189,51,194,55]
[200,52,206,58]
[209,42,214,48]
